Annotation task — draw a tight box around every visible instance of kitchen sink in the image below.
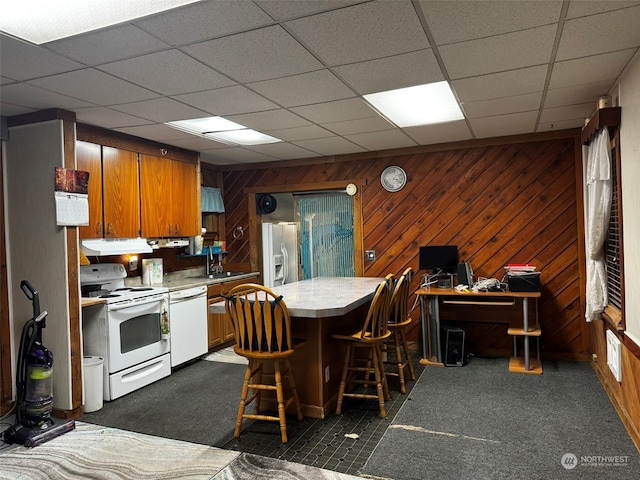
[189,272,246,279]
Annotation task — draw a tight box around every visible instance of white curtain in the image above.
[583,128,612,321]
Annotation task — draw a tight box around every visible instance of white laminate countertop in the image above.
[81,272,260,307]
[209,277,384,318]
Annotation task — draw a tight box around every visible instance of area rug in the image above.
[0,423,368,480]
[0,422,239,480]
[202,346,248,365]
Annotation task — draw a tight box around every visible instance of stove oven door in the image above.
[107,295,169,373]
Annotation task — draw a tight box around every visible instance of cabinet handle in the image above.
[168,223,173,235]
[96,222,102,236]
[175,223,179,234]
[106,222,113,236]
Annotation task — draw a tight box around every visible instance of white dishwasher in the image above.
[168,285,208,368]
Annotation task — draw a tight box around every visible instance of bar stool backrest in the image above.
[225,283,292,354]
[359,276,393,341]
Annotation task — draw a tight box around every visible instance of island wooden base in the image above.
[255,302,371,419]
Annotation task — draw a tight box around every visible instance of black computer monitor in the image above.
[419,245,458,273]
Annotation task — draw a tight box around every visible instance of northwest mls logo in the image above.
[561,452,630,469]
[561,453,578,470]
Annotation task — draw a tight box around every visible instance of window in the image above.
[604,129,624,329]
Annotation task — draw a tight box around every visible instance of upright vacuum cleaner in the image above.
[3,280,75,447]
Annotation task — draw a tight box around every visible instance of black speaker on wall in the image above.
[440,324,465,367]
[256,194,277,214]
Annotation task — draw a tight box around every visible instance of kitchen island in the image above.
[209,276,383,419]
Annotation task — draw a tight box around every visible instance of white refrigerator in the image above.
[262,222,299,288]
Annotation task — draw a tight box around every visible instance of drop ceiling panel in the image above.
[75,107,153,129]
[566,0,640,18]
[346,129,417,151]
[334,49,443,95]
[285,0,429,66]
[245,142,319,160]
[539,103,595,124]
[293,136,366,156]
[110,97,208,122]
[462,93,542,119]
[556,6,640,61]
[0,34,83,81]
[113,123,201,142]
[549,49,637,89]
[173,85,278,115]
[452,66,548,102]
[544,81,612,108]
[98,50,235,95]
[420,0,562,45]
[249,70,355,107]
[404,120,473,145]
[226,109,311,131]
[0,102,35,116]
[200,147,279,164]
[439,25,557,79]
[254,0,363,20]
[324,116,393,136]
[290,98,376,124]
[133,0,274,46]
[0,83,94,110]
[262,125,334,142]
[469,111,538,138]
[183,26,324,83]
[28,69,159,105]
[45,25,171,65]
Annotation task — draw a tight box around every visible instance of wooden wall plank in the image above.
[214,133,586,359]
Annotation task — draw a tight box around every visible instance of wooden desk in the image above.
[209,277,383,418]
[416,287,542,373]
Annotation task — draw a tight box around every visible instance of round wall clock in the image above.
[380,166,407,192]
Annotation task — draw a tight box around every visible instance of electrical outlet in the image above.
[325,365,330,383]
[365,250,376,261]
[129,256,138,271]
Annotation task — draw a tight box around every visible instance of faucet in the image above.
[206,246,214,276]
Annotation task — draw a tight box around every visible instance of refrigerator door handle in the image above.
[281,243,288,284]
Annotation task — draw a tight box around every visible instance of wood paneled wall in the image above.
[216,130,588,360]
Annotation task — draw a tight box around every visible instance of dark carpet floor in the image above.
[361,356,640,480]
[82,359,247,447]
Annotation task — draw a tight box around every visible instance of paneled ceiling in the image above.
[1,0,639,165]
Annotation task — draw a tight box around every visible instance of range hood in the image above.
[81,238,152,256]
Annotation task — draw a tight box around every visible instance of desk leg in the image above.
[431,297,442,363]
[419,295,442,365]
[523,298,529,371]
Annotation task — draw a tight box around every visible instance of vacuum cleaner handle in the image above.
[20,280,41,319]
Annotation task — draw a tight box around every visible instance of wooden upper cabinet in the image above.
[140,154,199,237]
[170,159,199,237]
[102,147,141,238]
[76,141,103,238]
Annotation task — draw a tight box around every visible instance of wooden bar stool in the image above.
[224,283,303,443]
[383,267,417,393]
[331,276,393,418]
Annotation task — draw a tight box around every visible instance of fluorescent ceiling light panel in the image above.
[166,116,282,146]
[0,0,200,44]
[364,82,464,128]
[205,130,281,146]
[167,117,245,135]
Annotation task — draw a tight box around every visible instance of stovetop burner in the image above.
[84,289,111,298]
[114,287,153,292]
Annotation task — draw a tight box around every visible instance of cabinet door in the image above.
[140,154,172,237]
[102,147,140,238]
[207,297,224,348]
[171,159,199,236]
[140,155,199,237]
[76,141,103,238]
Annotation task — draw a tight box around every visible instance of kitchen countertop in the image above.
[209,276,383,318]
[81,271,260,307]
